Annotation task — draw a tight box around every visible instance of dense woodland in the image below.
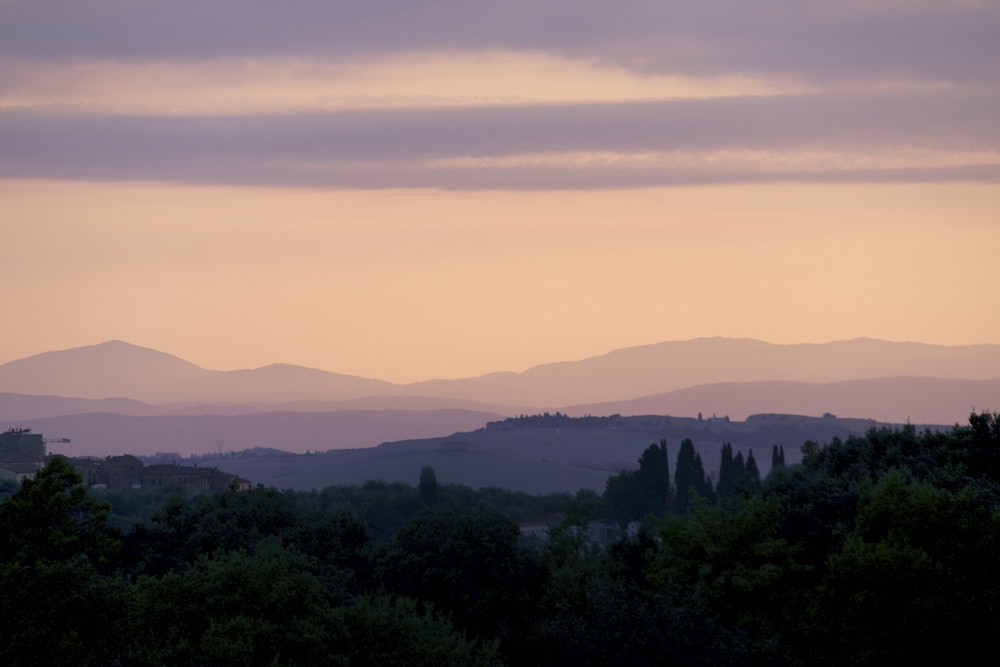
[1,412,998,665]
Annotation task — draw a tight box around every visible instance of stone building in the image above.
[0,428,45,465]
[0,428,46,481]
[71,455,144,492]
[142,463,251,494]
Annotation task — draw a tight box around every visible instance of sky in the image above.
[1,1,998,383]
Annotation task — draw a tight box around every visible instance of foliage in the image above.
[0,456,125,665]
[419,464,438,503]
[604,439,671,525]
[674,437,713,514]
[377,508,544,650]
[125,540,334,666]
[2,413,998,665]
[810,472,1000,666]
[331,595,502,666]
[0,455,119,566]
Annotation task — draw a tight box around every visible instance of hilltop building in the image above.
[69,456,251,494]
[0,428,45,465]
[0,428,46,482]
[72,455,144,491]
[142,462,251,494]
[0,427,250,492]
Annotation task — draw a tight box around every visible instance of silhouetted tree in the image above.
[745,450,761,492]
[0,456,124,664]
[674,438,711,515]
[605,440,672,525]
[718,443,736,498]
[419,465,438,503]
[771,445,786,473]
[637,439,672,517]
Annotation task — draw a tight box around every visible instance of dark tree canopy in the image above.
[2,413,998,666]
[674,438,712,515]
[419,465,438,503]
[604,439,671,525]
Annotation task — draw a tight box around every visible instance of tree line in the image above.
[604,438,787,523]
[1,412,998,665]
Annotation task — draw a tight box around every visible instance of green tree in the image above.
[653,495,799,660]
[674,438,711,515]
[743,450,762,492]
[0,456,125,665]
[125,540,334,666]
[605,440,672,525]
[332,595,502,666]
[771,445,785,473]
[812,472,1000,666]
[419,465,438,503]
[717,443,736,498]
[378,509,543,651]
[0,455,119,566]
[636,439,672,517]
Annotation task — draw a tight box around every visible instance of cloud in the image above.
[1,2,996,190]
[0,53,810,115]
[1,89,997,189]
[1,1,996,84]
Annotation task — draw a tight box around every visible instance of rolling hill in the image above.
[125,413,908,493]
[0,338,996,468]
[2,338,998,410]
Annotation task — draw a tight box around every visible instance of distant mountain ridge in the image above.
[562,377,1000,425]
[3,337,999,406]
[0,340,396,403]
[406,337,1000,406]
[76,412,927,494]
[0,340,209,400]
[0,339,997,441]
[2,409,504,459]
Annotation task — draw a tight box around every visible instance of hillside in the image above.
[5,409,503,458]
[3,338,998,411]
[133,413,925,493]
[401,338,1000,405]
[563,377,1000,424]
[0,340,397,403]
[1,339,995,462]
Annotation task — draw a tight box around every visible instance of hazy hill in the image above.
[0,392,532,421]
[139,413,911,494]
[7,409,503,458]
[0,340,210,400]
[0,340,398,403]
[404,338,1000,405]
[564,377,1000,425]
[0,393,154,420]
[3,338,999,410]
[161,363,397,404]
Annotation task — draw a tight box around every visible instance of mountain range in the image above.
[1,338,997,465]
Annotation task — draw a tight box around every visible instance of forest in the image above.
[1,412,998,666]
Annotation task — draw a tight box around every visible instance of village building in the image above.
[0,428,250,493]
[0,428,45,466]
[142,463,251,494]
[71,455,144,492]
[0,428,46,481]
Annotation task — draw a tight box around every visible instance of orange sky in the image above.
[3,180,998,382]
[1,2,998,382]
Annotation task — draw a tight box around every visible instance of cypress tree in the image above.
[695,453,714,504]
[771,445,785,472]
[733,450,746,480]
[745,450,761,491]
[419,466,438,503]
[636,439,671,517]
[718,443,735,498]
[675,438,709,515]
